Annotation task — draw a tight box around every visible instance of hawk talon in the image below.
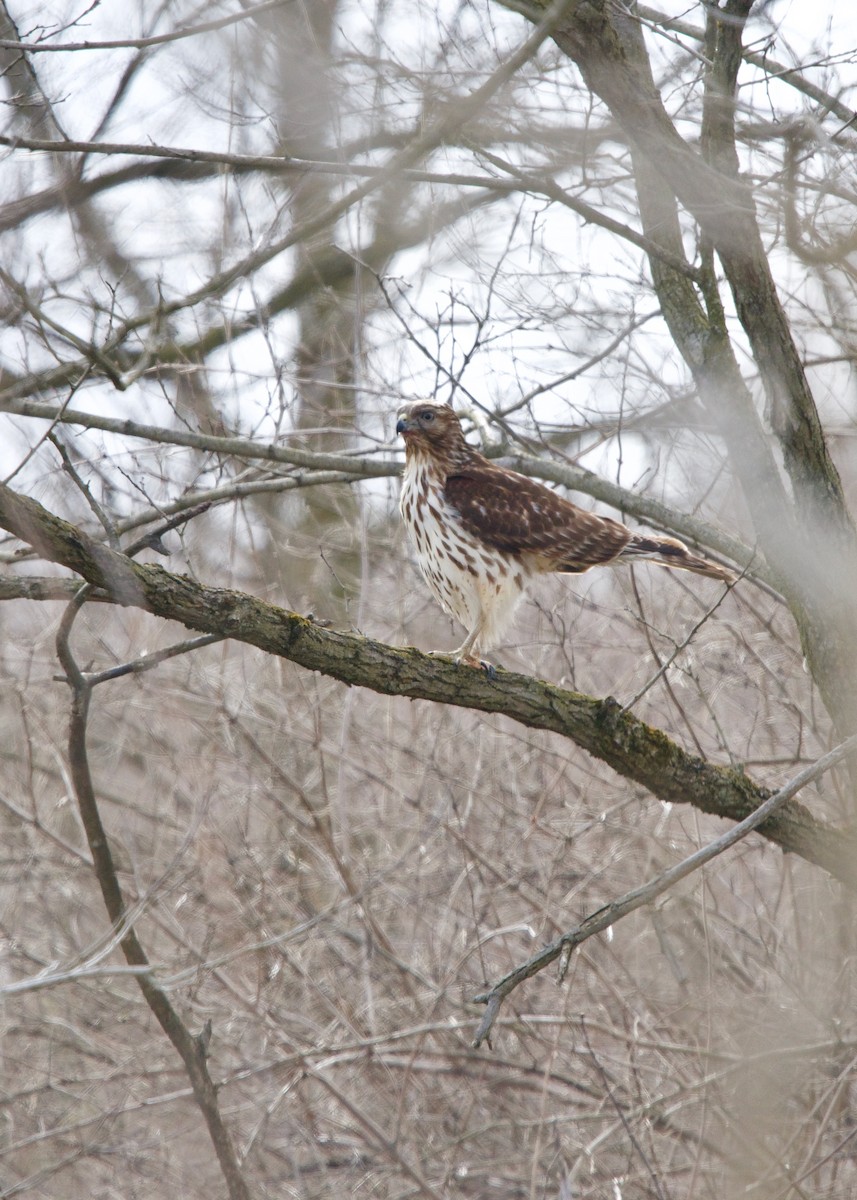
[424,648,498,680]
[454,653,498,680]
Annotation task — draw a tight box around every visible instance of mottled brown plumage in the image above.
[396,400,735,669]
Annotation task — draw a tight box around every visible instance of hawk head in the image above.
[396,400,470,465]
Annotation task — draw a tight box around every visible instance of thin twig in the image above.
[0,0,290,53]
[121,501,212,556]
[623,569,745,711]
[48,431,119,548]
[85,634,223,685]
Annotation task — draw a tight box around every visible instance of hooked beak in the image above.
[396,414,414,436]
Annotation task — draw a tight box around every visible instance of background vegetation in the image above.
[1,1,857,1196]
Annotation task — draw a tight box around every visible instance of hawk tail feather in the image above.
[621,534,736,584]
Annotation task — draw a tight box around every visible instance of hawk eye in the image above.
[419,410,435,423]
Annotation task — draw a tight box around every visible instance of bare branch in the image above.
[86,634,223,686]
[0,398,753,576]
[54,591,251,1200]
[0,398,397,475]
[472,733,857,1048]
[0,0,292,53]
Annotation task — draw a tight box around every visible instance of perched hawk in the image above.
[396,400,735,672]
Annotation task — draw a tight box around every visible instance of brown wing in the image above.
[444,463,632,573]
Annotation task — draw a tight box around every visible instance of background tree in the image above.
[1,1,856,1197]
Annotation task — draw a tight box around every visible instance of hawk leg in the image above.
[435,623,498,679]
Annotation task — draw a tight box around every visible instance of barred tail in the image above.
[620,534,736,584]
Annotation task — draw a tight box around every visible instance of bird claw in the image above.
[426,649,497,680]
[455,654,497,681]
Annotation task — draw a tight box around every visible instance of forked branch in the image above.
[55,588,252,1200]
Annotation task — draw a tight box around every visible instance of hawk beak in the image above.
[396,416,411,436]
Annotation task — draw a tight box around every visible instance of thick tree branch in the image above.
[0,479,852,886]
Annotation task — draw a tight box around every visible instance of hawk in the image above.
[396,400,735,672]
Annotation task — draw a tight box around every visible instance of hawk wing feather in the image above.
[444,463,632,573]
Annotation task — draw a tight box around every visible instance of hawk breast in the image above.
[400,457,528,634]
